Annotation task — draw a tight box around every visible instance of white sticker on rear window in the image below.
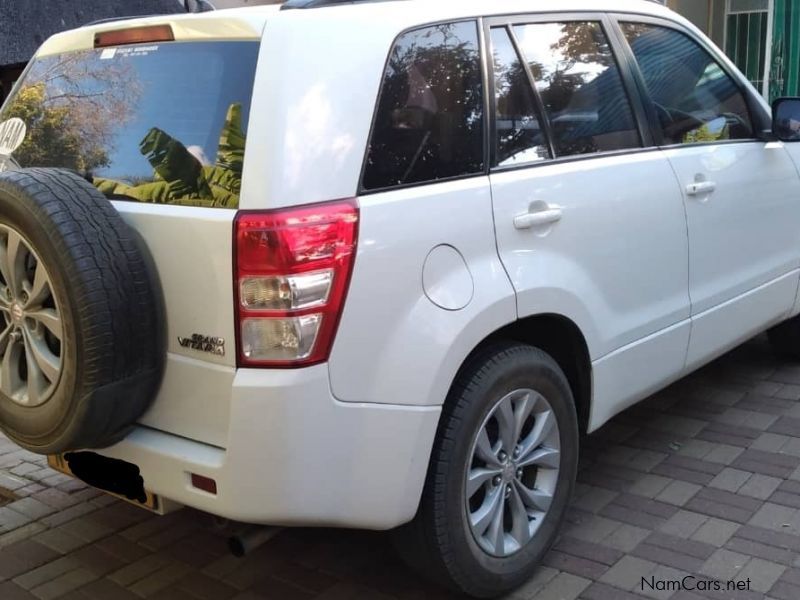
[99,46,159,60]
[0,118,26,156]
[116,46,160,58]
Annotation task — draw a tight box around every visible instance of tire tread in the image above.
[0,168,164,453]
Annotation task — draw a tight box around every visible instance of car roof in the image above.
[37,0,674,58]
[278,0,672,22]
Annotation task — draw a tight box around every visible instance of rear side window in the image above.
[514,21,641,157]
[362,22,484,192]
[0,41,259,208]
[621,23,754,145]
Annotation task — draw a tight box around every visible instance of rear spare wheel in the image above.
[0,168,164,454]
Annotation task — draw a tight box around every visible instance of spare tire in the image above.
[0,168,164,454]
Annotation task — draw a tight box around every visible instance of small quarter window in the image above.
[621,23,754,145]
[490,27,550,167]
[514,21,641,157]
[362,22,485,191]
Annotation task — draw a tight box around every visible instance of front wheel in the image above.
[395,343,579,598]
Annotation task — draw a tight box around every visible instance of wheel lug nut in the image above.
[498,451,507,462]
[516,468,523,479]
[513,447,521,458]
[505,485,512,497]
[492,475,502,487]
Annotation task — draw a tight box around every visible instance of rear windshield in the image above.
[0,41,259,209]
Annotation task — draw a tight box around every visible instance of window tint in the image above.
[362,22,484,191]
[621,23,754,145]
[0,42,258,208]
[513,22,640,157]
[490,27,550,166]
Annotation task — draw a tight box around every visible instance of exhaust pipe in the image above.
[228,525,282,557]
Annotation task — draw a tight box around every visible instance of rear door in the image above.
[0,28,262,447]
[487,14,691,427]
[615,17,800,368]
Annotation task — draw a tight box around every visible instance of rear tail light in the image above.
[234,199,358,367]
[94,25,175,48]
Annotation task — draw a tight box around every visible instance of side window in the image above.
[621,23,754,145]
[362,22,484,191]
[513,21,641,157]
[490,27,550,166]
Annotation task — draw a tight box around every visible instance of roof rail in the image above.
[281,0,399,10]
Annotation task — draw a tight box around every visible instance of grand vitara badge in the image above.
[178,334,225,356]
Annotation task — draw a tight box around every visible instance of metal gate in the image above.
[725,0,774,97]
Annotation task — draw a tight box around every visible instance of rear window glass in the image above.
[0,41,259,209]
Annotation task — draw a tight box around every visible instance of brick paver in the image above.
[2,336,800,599]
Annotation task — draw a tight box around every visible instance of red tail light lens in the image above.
[94,25,175,48]
[234,200,358,367]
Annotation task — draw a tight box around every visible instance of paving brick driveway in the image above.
[3,335,800,600]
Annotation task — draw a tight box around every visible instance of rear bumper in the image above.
[95,364,441,529]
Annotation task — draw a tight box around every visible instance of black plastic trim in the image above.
[507,25,558,160]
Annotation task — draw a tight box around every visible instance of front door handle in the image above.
[514,206,563,230]
[686,181,716,196]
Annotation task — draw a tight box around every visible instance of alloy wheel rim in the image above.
[465,388,561,558]
[0,224,64,407]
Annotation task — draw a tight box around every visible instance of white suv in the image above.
[2,0,800,596]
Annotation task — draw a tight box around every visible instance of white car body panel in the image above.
[12,0,800,528]
[663,141,800,372]
[113,203,237,448]
[329,178,517,407]
[663,142,800,315]
[490,152,690,359]
[686,272,798,371]
[490,152,691,429]
[779,142,800,318]
[99,365,440,529]
[591,320,691,428]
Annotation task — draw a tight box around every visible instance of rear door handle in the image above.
[686,181,716,196]
[514,206,563,230]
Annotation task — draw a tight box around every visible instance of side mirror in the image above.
[772,97,800,142]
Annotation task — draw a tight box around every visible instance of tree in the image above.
[95,103,247,208]
[2,50,139,173]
